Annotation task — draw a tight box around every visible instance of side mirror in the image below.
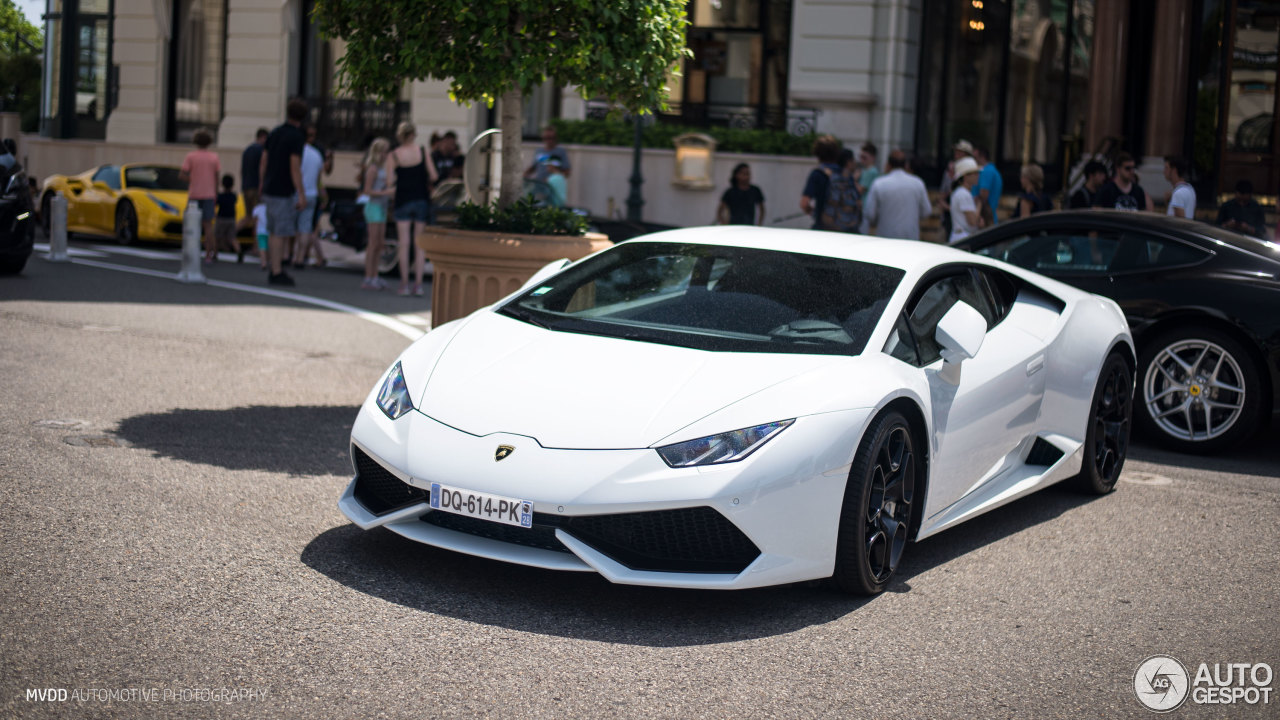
[936,301,986,363]
[92,181,113,192]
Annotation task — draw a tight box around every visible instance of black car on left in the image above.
[956,210,1279,454]
[0,139,36,275]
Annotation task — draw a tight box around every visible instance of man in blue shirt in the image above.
[973,145,1002,225]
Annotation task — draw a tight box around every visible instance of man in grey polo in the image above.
[862,149,933,241]
[259,97,308,286]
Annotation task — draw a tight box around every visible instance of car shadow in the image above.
[300,485,1098,647]
[114,405,359,476]
[1127,423,1280,479]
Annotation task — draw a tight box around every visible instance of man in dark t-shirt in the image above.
[1069,160,1107,209]
[260,98,308,286]
[240,127,268,209]
[1093,152,1152,212]
[718,163,765,225]
[1217,179,1268,238]
[800,135,843,229]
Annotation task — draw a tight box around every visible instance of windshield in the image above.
[124,166,187,191]
[499,241,904,355]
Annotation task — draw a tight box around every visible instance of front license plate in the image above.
[429,483,532,528]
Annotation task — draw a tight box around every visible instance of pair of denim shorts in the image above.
[393,199,430,223]
[363,201,387,223]
[189,198,215,222]
[297,195,318,234]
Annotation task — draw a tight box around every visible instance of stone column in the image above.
[218,0,293,155]
[1144,0,1193,158]
[1085,0,1129,153]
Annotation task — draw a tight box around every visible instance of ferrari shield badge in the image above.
[495,445,515,462]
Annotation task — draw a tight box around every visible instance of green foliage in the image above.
[550,118,816,157]
[313,0,690,114]
[0,0,42,55]
[454,197,589,236]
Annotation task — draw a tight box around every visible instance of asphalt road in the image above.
[1,240,1277,719]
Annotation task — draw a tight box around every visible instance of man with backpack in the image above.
[800,135,861,232]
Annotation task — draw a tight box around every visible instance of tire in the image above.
[1135,327,1263,454]
[832,410,918,595]
[0,255,28,275]
[1073,352,1133,494]
[40,192,53,235]
[377,237,400,275]
[115,202,138,246]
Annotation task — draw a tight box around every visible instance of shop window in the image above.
[41,0,113,139]
[168,0,226,143]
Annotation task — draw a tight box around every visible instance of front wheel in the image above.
[832,410,917,595]
[115,201,138,246]
[1135,327,1263,453]
[1073,352,1133,494]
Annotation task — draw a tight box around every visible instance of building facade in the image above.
[22,0,1280,228]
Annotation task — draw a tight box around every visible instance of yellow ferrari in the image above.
[40,164,246,245]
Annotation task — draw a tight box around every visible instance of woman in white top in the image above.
[360,138,393,290]
[949,157,984,243]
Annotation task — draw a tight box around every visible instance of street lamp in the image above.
[626,112,645,222]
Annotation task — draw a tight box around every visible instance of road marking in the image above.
[87,244,184,261]
[34,243,109,258]
[63,257,427,341]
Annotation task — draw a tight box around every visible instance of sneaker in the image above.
[413,283,424,297]
[373,277,389,290]
[268,272,295,286]
[397,284,411,296]
[360,278,381,291]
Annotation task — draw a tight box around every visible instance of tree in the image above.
[313,0,689,208]
[1,0,43,131]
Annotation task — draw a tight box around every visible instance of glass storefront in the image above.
[168,0,226,142]
[915,0,1094,191]
[41,0,113,139]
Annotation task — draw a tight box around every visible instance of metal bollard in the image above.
[175,202,206,284]
[46,194,70,262]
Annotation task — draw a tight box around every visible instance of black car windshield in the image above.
[124,166,186,191]
[498,241,904,355]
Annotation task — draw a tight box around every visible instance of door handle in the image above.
[1026,356,1045,376]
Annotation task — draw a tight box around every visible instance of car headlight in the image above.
[656,420,794,468]
[375,362,414,420]
[147,193,179,215]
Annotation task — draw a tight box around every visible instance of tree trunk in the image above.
[498,85,524,209]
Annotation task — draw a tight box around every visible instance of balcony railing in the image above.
[306,97,411,152]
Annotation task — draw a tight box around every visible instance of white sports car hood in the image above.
[415,312,844,449]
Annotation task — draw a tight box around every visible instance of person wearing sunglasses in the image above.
[1093,152,1153,212]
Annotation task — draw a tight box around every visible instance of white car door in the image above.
[893,267,1049,516]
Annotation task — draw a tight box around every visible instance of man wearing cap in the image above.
[949,157,983,243]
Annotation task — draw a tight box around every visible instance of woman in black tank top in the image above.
[387,122,439,296]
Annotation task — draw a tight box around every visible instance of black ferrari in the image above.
[956,210,1279,454]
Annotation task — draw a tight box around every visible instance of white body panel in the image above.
[344,227,1133,589]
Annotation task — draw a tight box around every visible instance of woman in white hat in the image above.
[949,156,984,243]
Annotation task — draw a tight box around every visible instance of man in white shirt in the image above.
[863,150,933,240]
[1164,155,1196,219]
[292,126,327,267]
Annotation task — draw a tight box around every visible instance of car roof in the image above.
[632,226,984,275]
[965,209,1280,260]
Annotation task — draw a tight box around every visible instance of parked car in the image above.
[0,141,36,275]
[956,210,1280,453]
[340,227,1133,594]
[40,164,246,245]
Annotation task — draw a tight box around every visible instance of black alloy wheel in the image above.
[115,202,138,246]
[833,410,917,595]
[1074,352,1133,494]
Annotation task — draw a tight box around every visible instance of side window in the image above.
[893,270,996,367]
[975,229,1123,275]
[977,268,1019,326]
[1108,234,1211,272]
[92,166,120,190]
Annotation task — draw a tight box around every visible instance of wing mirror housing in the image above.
[936,301,986,364]
[92,181,113,192]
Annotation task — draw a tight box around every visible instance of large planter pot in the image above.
[417,226,612,328]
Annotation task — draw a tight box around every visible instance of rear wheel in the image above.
[832,410,917,595]
[115,202,138,246]
[1073,352,1133,494]
[1136,327,1262,453]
